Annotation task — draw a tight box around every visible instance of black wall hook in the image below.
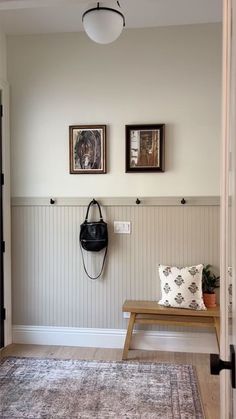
[136,198,141,205]
[92,199,97,205]
[181,198,186,205]
[50,198,55,205]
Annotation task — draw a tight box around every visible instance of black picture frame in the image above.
[125,124,165,172]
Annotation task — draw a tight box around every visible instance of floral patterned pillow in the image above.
[158,264,206,310]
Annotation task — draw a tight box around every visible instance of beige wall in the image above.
[0,30,7,81]
[7,23,221,198]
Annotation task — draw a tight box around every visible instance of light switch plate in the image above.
[114,221,131,234]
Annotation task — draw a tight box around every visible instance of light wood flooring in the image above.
[1,344,219,419]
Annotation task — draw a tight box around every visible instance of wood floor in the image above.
[1,344,220,419]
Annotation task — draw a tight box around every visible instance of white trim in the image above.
[11,196,220,207]
[12,325,219,354]
[0,79,12,347]
[220,0,231,418]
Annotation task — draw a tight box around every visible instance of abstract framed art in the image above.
[69,125,106,174]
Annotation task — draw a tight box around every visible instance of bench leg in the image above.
[214,317,220,352]
[122,313,136,360]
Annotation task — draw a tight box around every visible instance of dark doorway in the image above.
[0,92,4,348]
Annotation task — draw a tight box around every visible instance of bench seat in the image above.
[122,299,220,359]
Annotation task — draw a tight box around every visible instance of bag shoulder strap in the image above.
[80,243,108,280]
[85,199,103,222]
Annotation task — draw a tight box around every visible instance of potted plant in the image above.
[202,264,220,308]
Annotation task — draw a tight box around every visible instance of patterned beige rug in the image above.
[0,357,204,418]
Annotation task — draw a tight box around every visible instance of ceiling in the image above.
[0,0,222,35]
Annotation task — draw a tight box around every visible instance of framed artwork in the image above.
[125,124,165,172]
[69,125,106,174]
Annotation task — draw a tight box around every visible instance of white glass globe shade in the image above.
[83,9,124,44]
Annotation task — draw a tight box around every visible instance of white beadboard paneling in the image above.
[11,202,220,330]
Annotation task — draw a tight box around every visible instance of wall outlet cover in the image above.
[114,221,131,234]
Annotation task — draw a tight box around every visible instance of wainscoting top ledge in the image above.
[11,196,220,207]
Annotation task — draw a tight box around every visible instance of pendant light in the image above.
[82,2,125,44]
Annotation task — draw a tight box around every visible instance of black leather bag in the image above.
[80,199,108,279]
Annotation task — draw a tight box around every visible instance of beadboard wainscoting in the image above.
[11,197,220,353]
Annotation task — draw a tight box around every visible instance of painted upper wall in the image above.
[0,30,7,81]
[7,24,221,197]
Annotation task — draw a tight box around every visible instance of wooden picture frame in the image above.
[125,124,165,172]
[69,125,106,174]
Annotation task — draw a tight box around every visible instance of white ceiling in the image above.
[0,0,222,35]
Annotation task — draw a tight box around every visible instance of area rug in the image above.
[0,357,205,418]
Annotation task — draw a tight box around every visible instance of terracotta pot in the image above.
[203,293,216,308]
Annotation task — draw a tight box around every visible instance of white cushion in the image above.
[158,264,206,310]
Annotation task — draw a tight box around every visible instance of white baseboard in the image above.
[12,325,219,354]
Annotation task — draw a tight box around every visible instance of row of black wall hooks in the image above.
[49,198,187,205]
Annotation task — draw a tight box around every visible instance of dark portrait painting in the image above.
[69,125,106,174]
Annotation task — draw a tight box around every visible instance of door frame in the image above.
[221,0,235,417]
[0,89,4,348]
[0,79,12,349]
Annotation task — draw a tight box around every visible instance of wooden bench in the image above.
[122,300,220,360]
